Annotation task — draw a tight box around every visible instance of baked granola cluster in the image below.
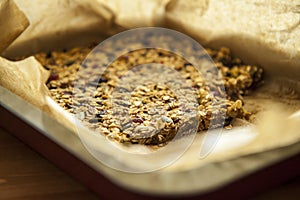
[34,45,263,146]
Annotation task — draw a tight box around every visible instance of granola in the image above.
[33,45,263,145]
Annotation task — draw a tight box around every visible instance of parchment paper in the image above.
[165,0,300,85]
[96,0,170,28]
[0,0,29,53]
[0,0,300,195]
[2,0,115,58]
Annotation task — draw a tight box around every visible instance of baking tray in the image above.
[1,85,300,199]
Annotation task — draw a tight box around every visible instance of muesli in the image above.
[33,45,263,146]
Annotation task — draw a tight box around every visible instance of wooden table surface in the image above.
[0,128,98,200]
[0,127,299,200]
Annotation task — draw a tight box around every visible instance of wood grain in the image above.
[0,128,98,200]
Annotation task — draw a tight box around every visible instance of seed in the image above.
[65,60,75,66]
[98,127,109,134]
[121,121,131,130]
[117,87,130,93]
[132,115,143,123]
[133,101,142,107]
[61,95,70,99]
[133,125,156,138]
[225,124,233,130]
[198,111,206,116]
[157,134,165,142]
[109,123,120,129]
[235,100,242,109]
[173,118,180,123]
[139,86,150,93]
[88,118,100,123]
[163,96,170,101]
[76,112,85,120]
[115,100,130,107]
[185,65,194,72]
[148,108,158,115]
[99,76,108,83]
[112,127,120,133]
[162,116,173,123]
[48,73,59,81]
